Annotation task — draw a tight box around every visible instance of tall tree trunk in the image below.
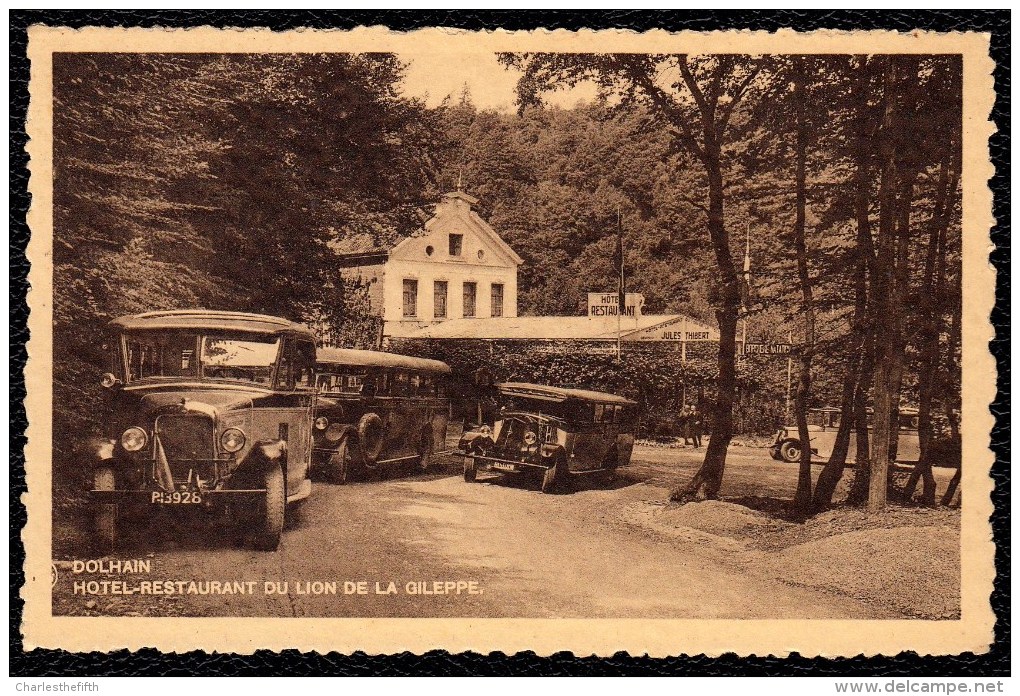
[675,141,739,502]
[904,155,957,504]
[791,57,815,515]
[814,58,876,510]
[847,337,875,505]
[867,57,902,512]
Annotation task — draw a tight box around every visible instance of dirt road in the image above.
[53,446,906,619]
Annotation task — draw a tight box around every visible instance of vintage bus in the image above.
[312,348,452,483]
[459,383,639,493]
[87,310,318,552]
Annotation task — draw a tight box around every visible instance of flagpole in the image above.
[617,206,623,362]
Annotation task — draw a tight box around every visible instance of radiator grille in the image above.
[155,414,215,480]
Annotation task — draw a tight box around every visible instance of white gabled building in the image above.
[337,191,523,341]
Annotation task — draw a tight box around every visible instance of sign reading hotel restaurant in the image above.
[742,342,793,356]
[587,293,644,318]
[624,315,720,342]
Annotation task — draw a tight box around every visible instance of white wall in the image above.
[382,258,517,324]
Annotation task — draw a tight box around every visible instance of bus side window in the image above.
[274,340,294,390]
[295,340,316,390]
[375,370,390,396]
[421,375,436,396]
[393,371,410,396]
[410,373,422,396]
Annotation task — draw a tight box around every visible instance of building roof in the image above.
[110,310,314,337]
[400,314,710,341]
[335,191,523,266]
[316,347,451,374]
[498,382,636,406]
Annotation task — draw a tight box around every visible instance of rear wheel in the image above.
[249,465,285,551]
[328,439,358,484]
[463,456,477,482]
[93,466,117,555]
[780,439,801,463]
[541,454,569,494]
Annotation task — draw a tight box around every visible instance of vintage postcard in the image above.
[21,25,997,657]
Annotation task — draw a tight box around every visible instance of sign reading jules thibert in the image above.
[587,293,644,318]
[624,315,720,342]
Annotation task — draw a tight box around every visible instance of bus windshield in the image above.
[123,330,280,386]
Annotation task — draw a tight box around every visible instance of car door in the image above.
[273,337,315,490]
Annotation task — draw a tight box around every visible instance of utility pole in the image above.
[740,222,750,350]
[785,330,793,424]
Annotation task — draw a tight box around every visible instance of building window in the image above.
[402,279,418,318]
[433,280,448,319]
[449,234,463,257]
[463,282,477,318]
[491,283,504,317]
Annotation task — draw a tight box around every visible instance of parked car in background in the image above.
[459,382,638,493]
[769,406,921,464]
[88,310,318,553]
[312,348,452,483]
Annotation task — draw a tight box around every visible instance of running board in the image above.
[373,454,421,465]
[287,478,312,503]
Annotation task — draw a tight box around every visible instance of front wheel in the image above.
[249,465,285,551]
[93,466,117,555]
[541,455,569,494]
[328,438,360,484]
[780,439,801,463]
[463,456,477,482]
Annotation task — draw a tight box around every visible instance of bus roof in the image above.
[110,310,314,338]
[497,382,636,406]
[316,348,452,374]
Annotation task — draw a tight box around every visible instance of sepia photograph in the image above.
[20,25,997,657]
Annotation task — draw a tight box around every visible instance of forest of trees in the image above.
[52,52,962,514]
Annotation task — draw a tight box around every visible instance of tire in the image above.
[328,438,358,484]
[463,456,477,483]
[357,413,385,462]
[418,430,435,472]
[780,440,801,463]
[250,465,285,551]
[541,454,568,494]
[93,466,117,555]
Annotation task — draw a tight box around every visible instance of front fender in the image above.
[540,443,566,461]
[83,437,117,466]
[233,439,287,485]
[459,432,494,453]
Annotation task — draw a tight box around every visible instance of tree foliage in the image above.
[52,53,443,458]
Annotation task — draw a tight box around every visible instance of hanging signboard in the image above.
[742,342,793,356]
[623,315,720,342]
[587,292,644,319]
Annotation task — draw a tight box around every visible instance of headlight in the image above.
[220,427,246,453]
[120,427,148,452]
[100,372,120,389]
[325,423,344,442]
[523,431,537,445]
[314,416,329,431]
[479,425,492,436]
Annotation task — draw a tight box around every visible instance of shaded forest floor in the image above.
[619,494,960,620]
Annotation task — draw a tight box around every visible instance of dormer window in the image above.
[449,234,463,257]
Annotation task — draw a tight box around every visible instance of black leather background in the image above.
[9,9,1010,677]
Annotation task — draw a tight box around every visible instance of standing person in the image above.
[690,404,703,448]
[678,404,692,446]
